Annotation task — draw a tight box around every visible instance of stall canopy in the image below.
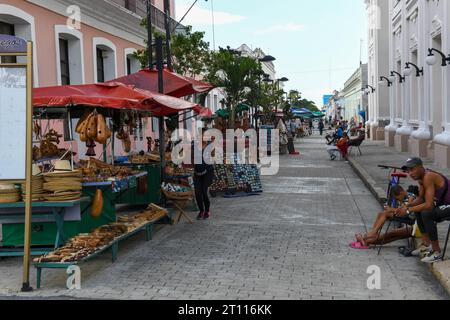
[110,69,214,98]
[33,82,207,116]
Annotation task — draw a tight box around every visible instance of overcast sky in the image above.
[175,0,368,108]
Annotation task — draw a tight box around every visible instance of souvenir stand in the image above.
[29,83,207,288]
[208,116,264,198]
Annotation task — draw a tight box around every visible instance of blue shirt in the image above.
[336,128,343,138]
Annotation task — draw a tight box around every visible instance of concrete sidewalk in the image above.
[347,139,450,294]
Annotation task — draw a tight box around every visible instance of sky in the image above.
[174,0,368,108]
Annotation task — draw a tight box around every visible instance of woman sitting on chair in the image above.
[327,133,349,161]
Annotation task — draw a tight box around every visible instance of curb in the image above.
[347,157,386,208]
[348,156,450,297]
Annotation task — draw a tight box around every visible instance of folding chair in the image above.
[377,215,416,255]
[348,138,364,156]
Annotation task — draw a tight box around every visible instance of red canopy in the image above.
[110,69,214,98]
[34,83,148,110]
[33,83,204,116]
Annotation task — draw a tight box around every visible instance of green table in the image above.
[80,172,150,233]
[0,198,89,256]
[115,163,161,205]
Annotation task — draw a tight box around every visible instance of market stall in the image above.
[0,82,205,253]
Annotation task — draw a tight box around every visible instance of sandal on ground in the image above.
[350,241,370,250]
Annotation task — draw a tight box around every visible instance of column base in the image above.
[385,130,396,147]
[375,127,385,141]
[394,134,410,153]
[409,137,431,158]
[434,143,450,169]
[369,125,378,141]
[427,141,435,161]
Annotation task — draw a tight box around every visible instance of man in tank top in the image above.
[397,158,450,263]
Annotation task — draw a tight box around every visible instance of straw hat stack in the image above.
[0,183,20,203]
[43,161,82,201]
[21,164,45,202]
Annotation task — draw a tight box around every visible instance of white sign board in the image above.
[0,67,27,180]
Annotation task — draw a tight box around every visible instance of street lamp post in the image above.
[257,55,276,162]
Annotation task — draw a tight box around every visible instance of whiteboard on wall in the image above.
[0,67,27,180]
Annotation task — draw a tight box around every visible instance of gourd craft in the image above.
[86,114,98,140]
[75,111,112,145]
[75,110,91,134]
[96,113,110,144]
[91,189,104,218]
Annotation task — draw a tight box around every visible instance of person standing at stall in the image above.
[193,129,215,220]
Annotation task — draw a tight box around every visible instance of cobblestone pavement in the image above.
[0,135,448,300]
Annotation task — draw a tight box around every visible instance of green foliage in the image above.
[289,90,319,112]
[133,22,211,78]
[206,47,261,127]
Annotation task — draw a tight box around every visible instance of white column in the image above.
[412,0,431,140]
[434,0,450,145]
[386,2,397,132]
[397,0,413,136]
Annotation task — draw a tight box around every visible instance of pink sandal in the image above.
[350,241,370,250]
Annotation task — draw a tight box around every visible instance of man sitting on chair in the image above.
[397,157,450,263]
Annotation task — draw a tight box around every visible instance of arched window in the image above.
[93,37,117,83]
[0,4,39,86]
[55,25,85,85]
[124,48,141,75]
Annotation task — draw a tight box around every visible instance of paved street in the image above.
[0,135,448,300]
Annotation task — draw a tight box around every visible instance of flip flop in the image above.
[350,241,370,250]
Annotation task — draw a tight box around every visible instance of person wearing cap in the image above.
[397,157,450,263]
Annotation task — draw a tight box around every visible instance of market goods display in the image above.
[162,182,193,200]
[21,175,45,202]
[130,153,160,164]
[39,129,62,158]
[33,204,168,263]
[42,164,82,201]
[0,183,21,203]
[79,158,139,183]
[33,224,129,263]
[209,154,263,195]
[118,204,169,228]
[76,110,112,145]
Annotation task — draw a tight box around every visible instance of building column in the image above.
[385,2,398,147]
[410,0,431,158]
[395,0,413,152]
[434,0,450,168]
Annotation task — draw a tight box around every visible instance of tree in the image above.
[289,89,319,112]
[133,22,211,78]
[206,47,261,128]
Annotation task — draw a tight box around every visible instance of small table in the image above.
[0,198,89,256]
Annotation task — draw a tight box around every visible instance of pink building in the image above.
[0,0,177,159]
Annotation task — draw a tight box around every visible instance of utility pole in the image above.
[147,0,153,69]
[163,0,173,70]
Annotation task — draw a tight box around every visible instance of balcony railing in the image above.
[111,0,182,33]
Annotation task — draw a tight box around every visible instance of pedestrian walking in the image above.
[193,130,215,220]
[318,119,325,136]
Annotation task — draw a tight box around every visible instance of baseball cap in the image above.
[401,157,423,171]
